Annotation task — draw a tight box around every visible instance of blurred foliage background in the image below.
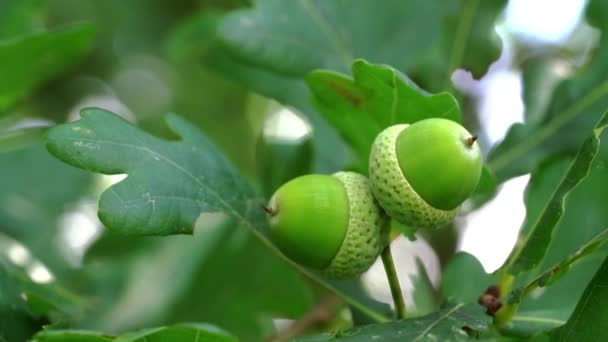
[1,0,607,341]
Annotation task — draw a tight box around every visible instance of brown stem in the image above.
[266,295,342,341]
[262,205,276,215]
[464,135,478,147]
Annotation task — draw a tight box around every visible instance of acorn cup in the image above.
[265,172,388,279]
[368,118,482,228]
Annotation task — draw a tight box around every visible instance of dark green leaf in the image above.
[0,24,95,114]
[292,303,491,342]
[306,60,461,167]
[488,0,608,182]
[0,241,87,341]
[217,0,504,91]
[508,229,608,305]
[504,111,608,275]
[550,256,608,341]
[441,252,497,304]
[45,108,259,236]
[500,141,608,336]
[45,109,388,327]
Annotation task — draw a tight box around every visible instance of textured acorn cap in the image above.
[322,171,387,279]
[369,124,458,228]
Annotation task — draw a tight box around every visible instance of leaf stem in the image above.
[381,244,407,320]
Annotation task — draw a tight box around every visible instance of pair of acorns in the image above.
[265,118,482,279]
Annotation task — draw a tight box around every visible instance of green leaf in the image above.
[45,108,259,236]
[44,109,389,327]
[499,139,608,336]
[32,330,113,342]
[469,166,498,209]
[504,110,608,275]
[441,252,497,304]
[292,303,491,341]
[488,0,608,182]
[0,141,91,275]
[0,0,45,38]
[217,0,504,91]
[550,256,608,341]
[508,229,608,305]
[0,241,88,341]
[167,9,349,173]
[178,0,505,170]
[410,258,439,317]
[32,323,237,342]
[0,24,95,114]
[255,133,313,198]
[306,60,461,167]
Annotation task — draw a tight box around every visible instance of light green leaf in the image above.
[32,323,237,342]
[550,256,608,341]
[504,111,608,275]
[0,24,95,114]
[293,303,491,342]
[306,60,461,167]
[488,0,608,182]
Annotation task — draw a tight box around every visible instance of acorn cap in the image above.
[323,171,387,279]
[369,124,458,228]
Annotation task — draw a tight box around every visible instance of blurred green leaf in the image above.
[33,330,113,342]
[0,24,95,114]
[0,0,45,38]
[177,0,505,171]
[293,303,491,341]
[508,229,608,305]
[488,0,608,182]
[550,256,608,341]
[217,0,504,91]
[504,111,608,275]
[255,133,313,198]
[306,60,461,167]
[441,252,497,304]
[410,258,439,317]
[0,246,87,341]
[45,109,389,329]
[33,323,237,342]
[0,141,91,275]
[78,222,311,342]
[0,126,47,152]
[469,166,498,209]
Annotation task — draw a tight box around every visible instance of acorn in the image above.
[266,172,387,279]
[368,118,482,228]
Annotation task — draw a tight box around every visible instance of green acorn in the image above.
[266,172,386,278]
[369,118,482,228]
